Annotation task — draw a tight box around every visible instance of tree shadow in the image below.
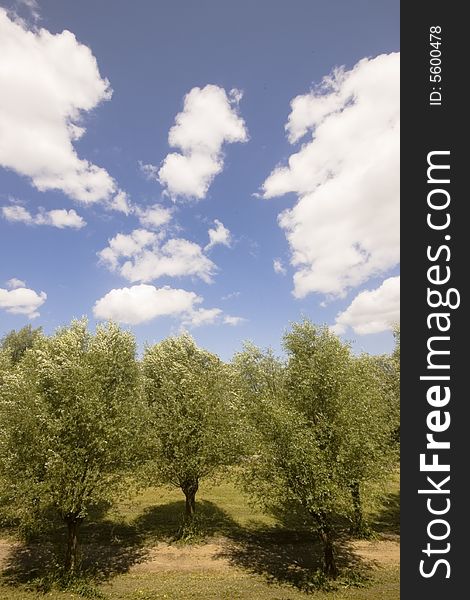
[1,494,381,593]
[0,498,242,588]
[218,522,368,591]
[370,491,400,536]
[1,514,148,587]
[134,498,244,542]
[2,503,148,585]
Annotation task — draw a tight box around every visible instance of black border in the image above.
[401,2,467,596]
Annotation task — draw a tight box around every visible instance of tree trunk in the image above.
[350,481,370,538]
[64,516,83,573]
[312,511,338,579]
[182,478,199,521]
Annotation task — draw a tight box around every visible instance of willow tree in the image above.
[371,325,400,444]
[235,322,355,578]
[336,354,397,537]
[1,324,42,364]
[142,334,241,522]
[234,321,398,575]
[0,320,146,572]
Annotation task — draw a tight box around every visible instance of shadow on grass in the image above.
[1,518,148,587]
[218,526,367,592]
[134,498,243,542]
[1,493,384,593]
[370,491,400,536]
[1,497,241,588]
[135,498,367,591]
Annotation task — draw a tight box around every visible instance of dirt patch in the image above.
[0,540,17,570]
[348,536,400,568]
[0,535,400,576]
[131,536,400,574]
[131,539,232,573]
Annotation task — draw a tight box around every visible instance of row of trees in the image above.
[0,320,399,578]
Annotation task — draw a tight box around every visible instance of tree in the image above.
[142,334,241,523]
[0,348,10,380]
[235,321,394,578]
[371,324,400,443]
[336,354,397,537]
[1,324,42,364]
[271,322,351,577]
[0,320,146,572]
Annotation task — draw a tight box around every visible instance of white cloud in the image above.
[99,229,216,283]
[16,0,40,18]
[135,204,173,230]
[221,291,240,301]
[156,85,248,200]
[205,219,231,250]
[38,209,86,229]
[98,229,159,270]
[262,53,399,298]
[182,307,223,328]
[139,161,159,180]
[182,309,245,328]
[93,284,243,328]
[223,315,246,326]
[332,276,400,335]
[93,284,201,325]
[0,10,127,208]
[1,205,33,224]
[273,258,286,275]
[108,190,132,215]
[6,278,26,289]
[2,205,86,228]
[0,283,47,318]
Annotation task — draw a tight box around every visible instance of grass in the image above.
[0,475,399,599]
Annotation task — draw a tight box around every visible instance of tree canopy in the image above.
[0,320,147,571]
[1,324,42,364]
[142,334,242,522]
[234,321,397,577]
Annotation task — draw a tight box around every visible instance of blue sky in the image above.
[0,0,399,360]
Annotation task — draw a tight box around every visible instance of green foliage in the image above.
[0,316,399,586]
[0,320,148,565]
[234,320,397,575]
[24,569,106,598]
[142,334,243,517]
[370,325,400,444]
[1,324,43,365]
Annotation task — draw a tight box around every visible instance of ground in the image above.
[0,476,399,599]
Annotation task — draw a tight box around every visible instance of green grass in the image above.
[0,568,399,600]
[0,475,399,599]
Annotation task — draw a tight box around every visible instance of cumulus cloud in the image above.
[221,291,240,301]
[273,259,286,275]
[93,284,200,325]
[223,315,246,326]
[182,307,223,328]
[182,309,245,328]
[0,282,47,318]
[6,278,26,289]
[155,85,248,200]
[135,204,173,230]
[139,161,159,180]
[93,283,244,328]
[39,209,86,229]
[2,204,86,228]
[205,219,231,250]
[262,53,399,298]
[332,276,400,335]
[108,190,132,215]
[98,229,216,283]
[0,10,127,209]
[16,0,40,20]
